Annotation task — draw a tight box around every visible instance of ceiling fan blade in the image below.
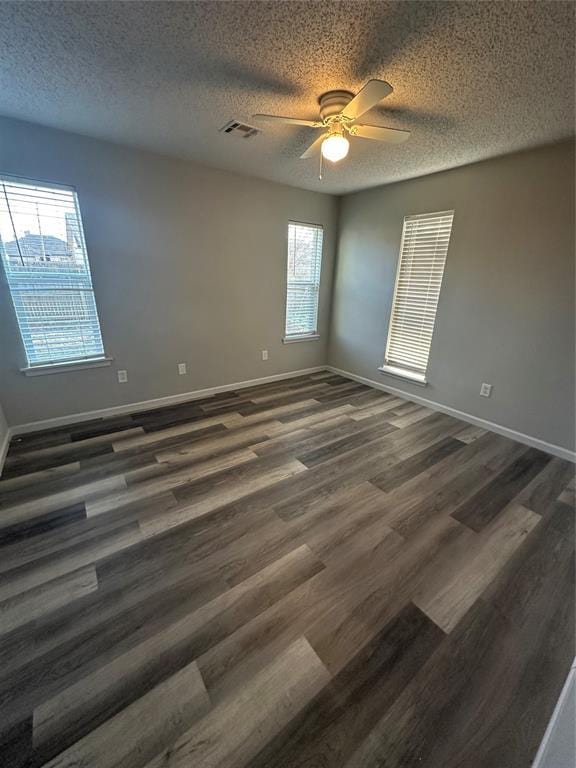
[341,80,393,121]
[353,123,410,143]
[252,114,323,128]
[300,133,329,159]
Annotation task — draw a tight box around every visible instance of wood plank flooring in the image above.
[0,372,574,768]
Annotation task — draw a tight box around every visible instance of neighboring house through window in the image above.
[0,175,105,368]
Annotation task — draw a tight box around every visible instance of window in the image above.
[382,210,455,383]
[284,221,323,340]
[0,175,105,368]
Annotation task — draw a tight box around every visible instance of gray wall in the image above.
[536,666,576,768]
[329,141,575,452]
[0,116,338,426]
[1,116,573,451]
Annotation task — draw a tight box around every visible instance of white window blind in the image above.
[384,210,454,378]
[285,221,323,339]
[0,175,105,367]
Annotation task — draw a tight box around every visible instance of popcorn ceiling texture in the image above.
[0,0,573,193]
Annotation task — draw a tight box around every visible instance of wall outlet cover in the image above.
[178,363,187,375]
[261,350,269,361]
[117,370,128,383]
[480,382,493,397]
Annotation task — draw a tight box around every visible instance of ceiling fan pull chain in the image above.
[318,151,323,180]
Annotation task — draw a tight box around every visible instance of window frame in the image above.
[380,210,455,385]
[0,173,109,374]
[282,220,324,343]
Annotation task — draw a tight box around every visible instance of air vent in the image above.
[219,120,259,139]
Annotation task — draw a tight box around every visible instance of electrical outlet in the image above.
[178,362,187,375]
[261,350,268,361]
[480,382,492,397]
[117,370,128,383]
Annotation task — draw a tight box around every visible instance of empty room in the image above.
[0,2,574,767]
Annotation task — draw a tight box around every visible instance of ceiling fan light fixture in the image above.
[321,133,350,163]
[255,80,409,167]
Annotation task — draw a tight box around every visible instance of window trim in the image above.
[0,173,107,371]
[283,220,323,341]
[378,364,428,386]
[382,210,454,382]
[21,356,114,376]
[282,333,320,344]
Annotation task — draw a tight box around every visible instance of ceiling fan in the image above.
[253,80,410,167]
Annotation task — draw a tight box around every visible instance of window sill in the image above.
[282,334,320,344]
[378,365,428,386]
[21,357,114,377]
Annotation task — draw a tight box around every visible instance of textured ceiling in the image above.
[0,1,574,194]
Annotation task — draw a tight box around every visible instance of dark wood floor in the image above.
[0,372,574,768]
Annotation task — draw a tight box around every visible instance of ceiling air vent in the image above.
[219,120,259,139]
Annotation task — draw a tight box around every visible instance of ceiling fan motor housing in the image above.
[318,90,354,121]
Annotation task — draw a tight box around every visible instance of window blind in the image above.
[0,175,105,367]
[384,211,454,376]
[285,221,323,338]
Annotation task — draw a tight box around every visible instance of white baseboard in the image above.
[9,363,575,463]
[0,426,12,476]
[10,367,326,436]
[327,366,576,463]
